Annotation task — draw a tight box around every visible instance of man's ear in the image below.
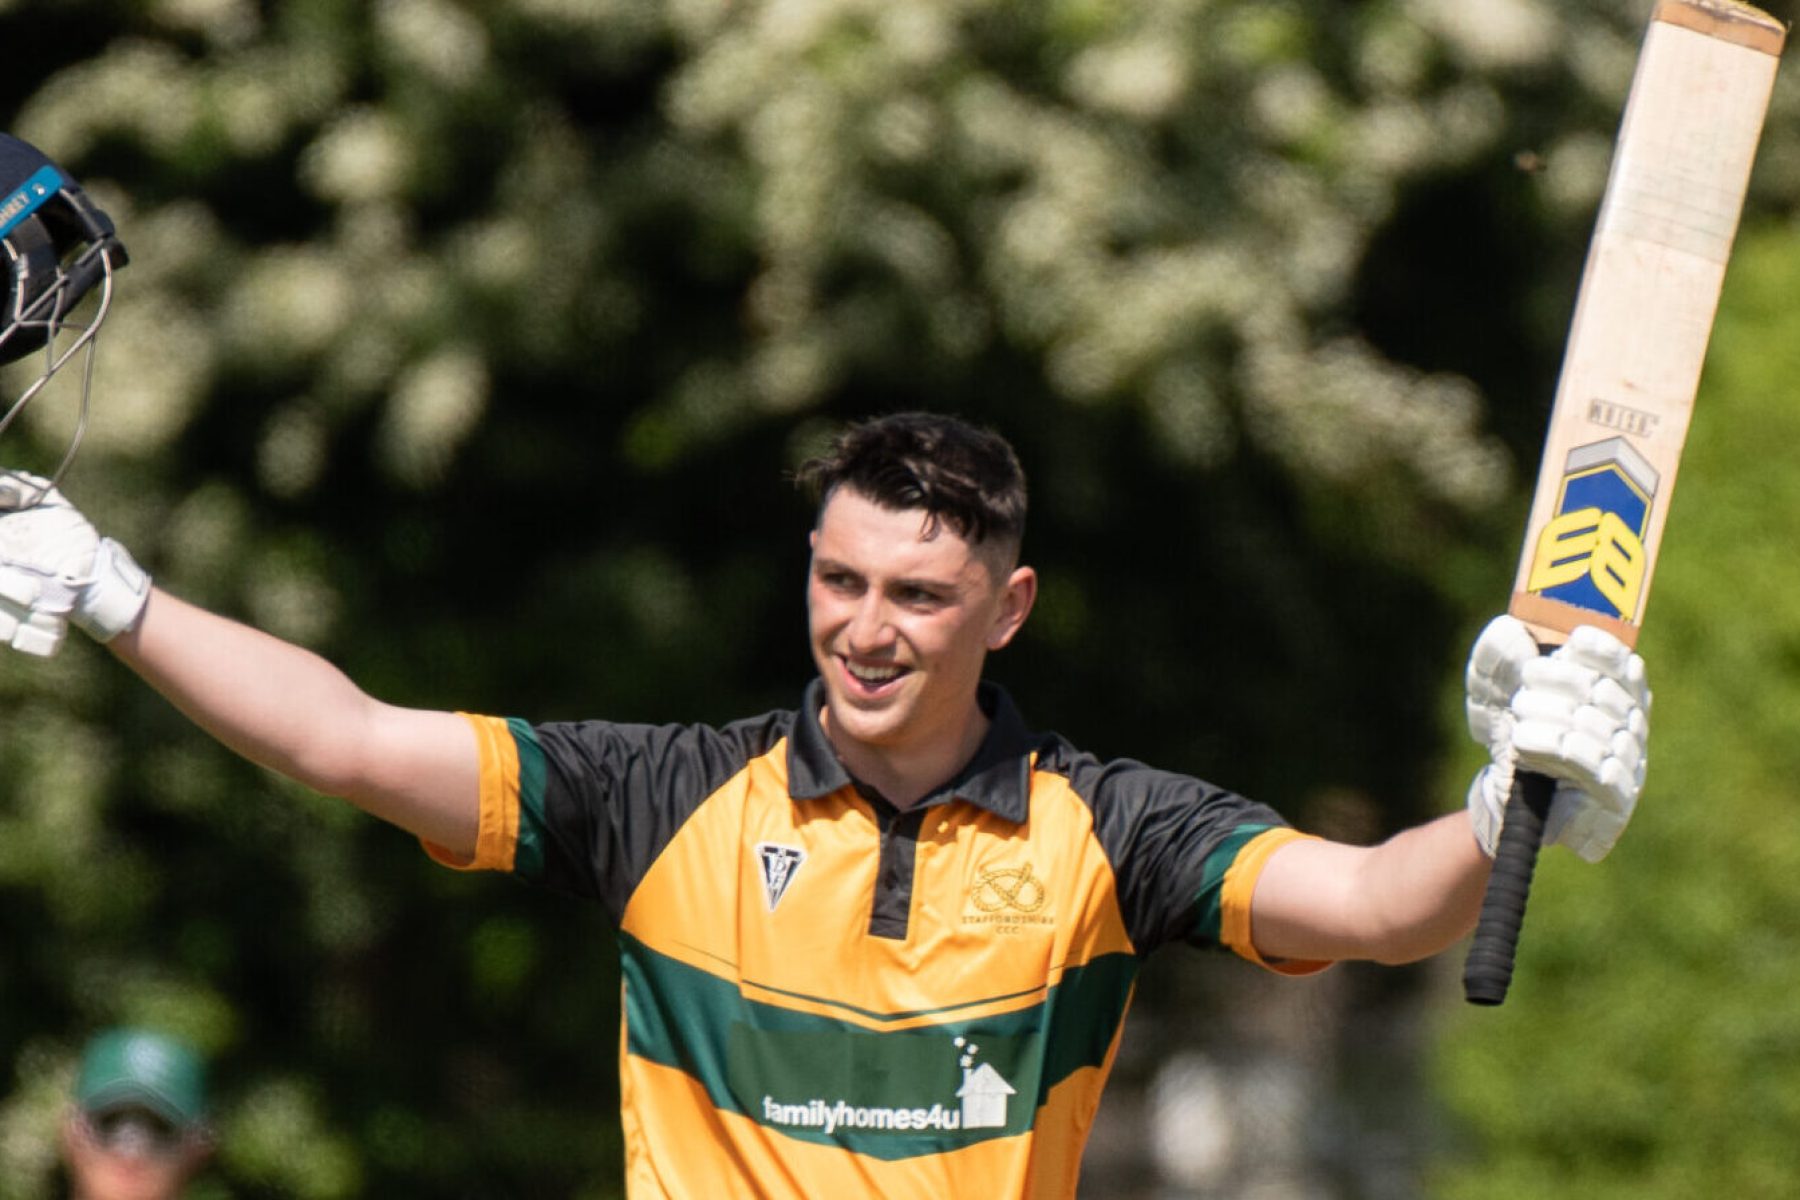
[987,565,1037,651]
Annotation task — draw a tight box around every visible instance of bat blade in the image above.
[1463,0,1784,1006]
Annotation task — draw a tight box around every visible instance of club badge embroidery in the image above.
[756,842,807,912]
[962,861,1054,933]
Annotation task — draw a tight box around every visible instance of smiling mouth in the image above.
[843,659,908,689]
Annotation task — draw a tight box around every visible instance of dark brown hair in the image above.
[794,412,1027,557]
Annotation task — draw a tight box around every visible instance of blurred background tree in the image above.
[0,0,1794,1195]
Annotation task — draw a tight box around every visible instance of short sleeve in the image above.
[1205,826,1332,976]
[1067,754,1328,974]
[419,709,789,923]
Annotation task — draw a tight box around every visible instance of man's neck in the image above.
[821,702,990,810]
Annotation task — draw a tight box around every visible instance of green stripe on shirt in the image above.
[507,717,548,880]
[618,931,1138,1160]
[1191,823,1273,948]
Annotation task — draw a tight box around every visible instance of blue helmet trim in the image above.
[0,164,65,240]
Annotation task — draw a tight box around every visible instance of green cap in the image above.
[73,1028,207,1130]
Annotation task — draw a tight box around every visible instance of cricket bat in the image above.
[1463,0,1785,1006]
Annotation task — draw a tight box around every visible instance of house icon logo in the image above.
[953,1037,1015,1130]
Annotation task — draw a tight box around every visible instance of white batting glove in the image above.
[0,471,151,656]
[1464,615,1651,863]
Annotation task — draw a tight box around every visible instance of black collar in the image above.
[786,678,1035,822]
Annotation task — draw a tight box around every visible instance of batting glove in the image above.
[1464,615,1651,863]
[0,471,150,656]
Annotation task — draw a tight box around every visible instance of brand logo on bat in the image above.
[1526,436,1656,622]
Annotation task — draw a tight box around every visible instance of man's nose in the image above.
[845,592,894,652]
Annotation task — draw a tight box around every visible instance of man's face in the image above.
[62,1107,206,1200]
[807,487,1034,771]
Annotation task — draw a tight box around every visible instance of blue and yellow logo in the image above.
[1525,436,1658,622]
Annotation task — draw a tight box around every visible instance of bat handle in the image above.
[1462,769,1557,1005]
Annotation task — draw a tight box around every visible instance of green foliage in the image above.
[1432,224,1800,1198]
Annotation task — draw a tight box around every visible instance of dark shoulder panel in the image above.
[526,707,796,919]
[1038,737,1289,955]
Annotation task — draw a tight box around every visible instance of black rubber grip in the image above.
[1462,770,1557,1005]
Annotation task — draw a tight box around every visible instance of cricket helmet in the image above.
[0,133,127,365]
[0,134,128,485]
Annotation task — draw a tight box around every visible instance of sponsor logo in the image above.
[761,1096,965,1135]
[962,861,1054,933]
[954,1036,1015,1129]
[759,1037,1017,1136]
[1525,436,1656,622]
[755,842,806,912]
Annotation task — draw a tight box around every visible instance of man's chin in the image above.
[822,693,908,749]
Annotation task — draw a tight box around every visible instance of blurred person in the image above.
[0,135,1651,1198]
[60,1028,211,1200]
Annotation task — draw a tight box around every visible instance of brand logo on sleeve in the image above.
[755,842,807,912]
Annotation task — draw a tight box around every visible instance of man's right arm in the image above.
[0,472,481,858]
[108,587,482,858]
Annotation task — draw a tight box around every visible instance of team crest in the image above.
[755,842,807,912]
[962,861,1054,933]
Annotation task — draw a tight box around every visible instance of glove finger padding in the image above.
[0,473,99,580]
[1510,627,1651,862]
[0,587,69,656]
[1546,782,1631,864]
[1559,624,1652,709]
[0,556,78,654]
[1465,614,1541,748]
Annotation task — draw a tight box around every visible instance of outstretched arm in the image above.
[110,588,480,856]
[0,473,481,858]
[1251,811,1489,965]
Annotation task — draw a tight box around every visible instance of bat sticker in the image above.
[1524,435,1659,622]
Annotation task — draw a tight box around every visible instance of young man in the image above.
[59,1028,212,1200]
[0,134,1649,1200]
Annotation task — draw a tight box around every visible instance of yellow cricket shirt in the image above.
[430,681,1324,1198]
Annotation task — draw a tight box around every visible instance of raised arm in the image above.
[111,589,480,855]
[0,473,480,858]
[1247,616,1652,966]
[1251,811,1490,965]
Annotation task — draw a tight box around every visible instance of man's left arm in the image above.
[1245,616,1652,966]
[1248,810,1490,966]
